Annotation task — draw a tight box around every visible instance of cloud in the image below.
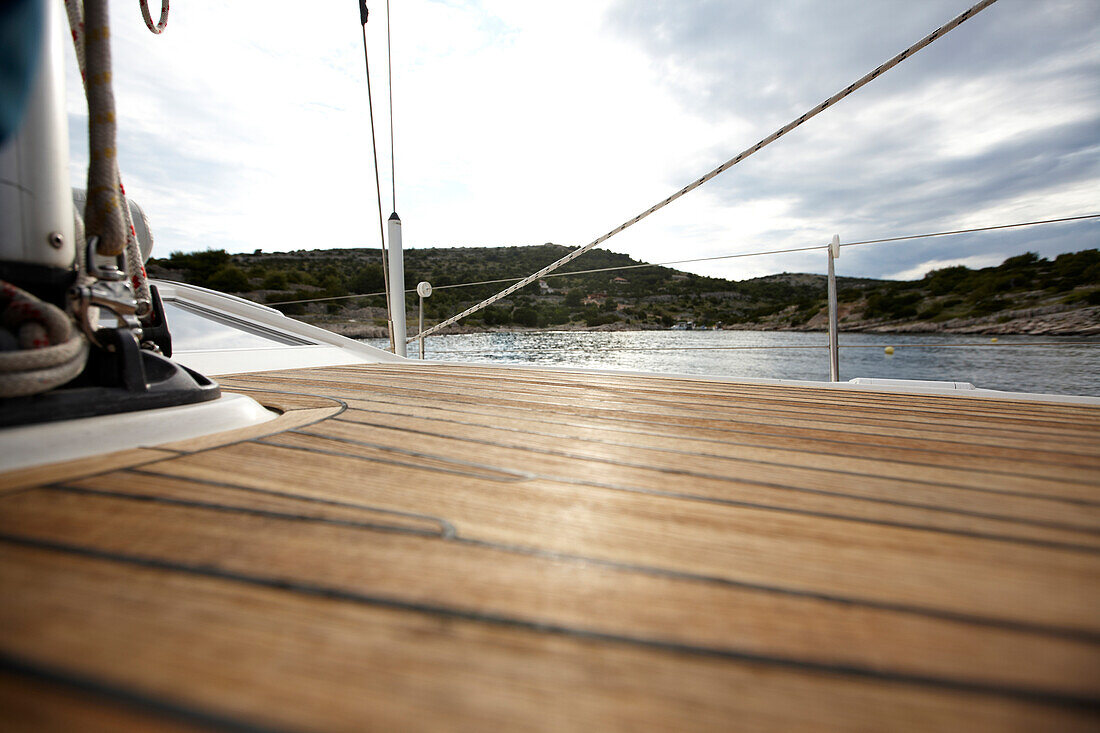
[597,0,1100,280]
[58,0,1099,285]
[885,254,1009,281]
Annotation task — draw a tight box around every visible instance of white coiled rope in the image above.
[139,0,168,34]
[0,1,170,399]
[0,282,89,398]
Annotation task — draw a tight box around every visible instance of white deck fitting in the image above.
[0,392,276,471]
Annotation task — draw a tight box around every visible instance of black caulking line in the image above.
[285,427,536,480]
[349,385,1100,472]
[252,436,530,484]
[40,484,450,539]
[325,370,1097,442]
[327,389,1100,494]
[20,477,1100,645]
[330,413,1100,511]
[1,533,1096,712]
[123,468,456,538]
[292,423,1100,553]
[335,396,1100,490]
[331,376,1100,466]
[0,650,294,733]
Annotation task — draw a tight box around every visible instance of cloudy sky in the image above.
[63,0,1098,282]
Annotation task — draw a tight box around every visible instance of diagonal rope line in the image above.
[410,0,1001,343]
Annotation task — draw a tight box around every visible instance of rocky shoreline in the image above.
[794,302,1100,336]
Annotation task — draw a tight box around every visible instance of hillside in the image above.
[146,246,1100,337]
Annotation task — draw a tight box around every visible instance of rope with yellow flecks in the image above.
[63,0,169,311]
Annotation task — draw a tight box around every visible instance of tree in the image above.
[350,264,384,294]
[262,271,288,290]
[207,265,251,292]
[564,289,583,307]
[512,306,540,327]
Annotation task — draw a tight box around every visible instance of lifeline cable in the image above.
[261,210,1097,307]
[411,0,1001,342]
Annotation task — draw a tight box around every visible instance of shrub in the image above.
[206,265,251,292]
[262,271,289,290]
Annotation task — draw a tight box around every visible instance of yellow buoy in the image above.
[990,337,998,343]
[884,346,895,356]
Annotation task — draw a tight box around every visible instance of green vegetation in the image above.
[857,249,1100,323]
[146,245,1099,332]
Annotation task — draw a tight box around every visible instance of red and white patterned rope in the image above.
[139,0,168,34]
[63,0,168,311]
[0,281,88,397]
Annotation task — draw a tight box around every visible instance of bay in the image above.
[366,330,1100,397]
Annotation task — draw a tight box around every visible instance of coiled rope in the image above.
[0,0,170,398]
[411,0,1000,343]
[139,0,168,34]
[0,282,89,398]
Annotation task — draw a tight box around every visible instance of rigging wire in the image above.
[359,1,396,352]
[386,0,396,213]
[262,212,1099,306]
[838,214,1100,250]
[409,0,1002,342]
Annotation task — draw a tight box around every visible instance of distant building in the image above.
[670,273,689,281]
[537,279,555,294]
[611,276,629,284]
[582,292,607,306]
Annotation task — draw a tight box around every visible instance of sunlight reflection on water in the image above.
[366,330,1100,397]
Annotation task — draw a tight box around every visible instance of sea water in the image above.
[365,330,1100,397]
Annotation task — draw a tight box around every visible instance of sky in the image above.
[62,0,1099,282]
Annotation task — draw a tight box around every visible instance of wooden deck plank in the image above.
[269,365,1100,428]
[1,545,1095,732]
[0,671,205,733]
[290,417,1098,534]
[233,367,1099,430]
[0,448,179,494]
[327,408,1100,505]
[132,442,1100,552]
[4,362,1099,729]
[227,368,1100,442]
[317,387,1100,470]
[1,486,1095,698]
[224,373,1100,458]
[148,439,1099,632]
[330,393,1100,484]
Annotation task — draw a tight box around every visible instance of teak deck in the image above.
[2,362,1098,730]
